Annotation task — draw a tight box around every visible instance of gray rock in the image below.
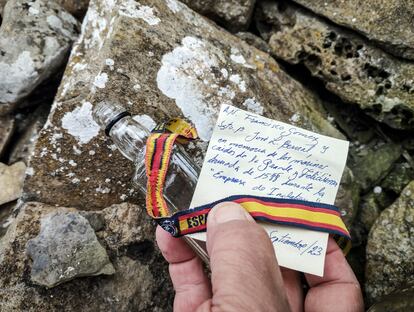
[256,1,414,130]
[0,162,26,206]
[365,181,414,304]
[236,31,271,54]
[0,0,79,115]
[350,141,402,191]
[0,202,173,311]
[367,289,414,312]
[381,162,414,195]
[0,0,6,15]
[8,102,50,165]
[335,167,359,228]
[1,0,89,19]
[23,0,344,210]
[0,116,14,158]
[292,0,414,60]
[26,210,115,288]
[181,0,255,31]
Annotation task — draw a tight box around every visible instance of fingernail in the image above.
[210,202,253,224]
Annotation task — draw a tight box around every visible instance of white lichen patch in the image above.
[132,114,156,131]
[0,51,37,103]
[230,48,246,65]
[165,0,182,13]
[46,15,72,38]
[119,0,161,25]
[61,102,100,145]
[105,58,115,70]
[132,84,141,92]
[93,72,108,89]
[157,36,237,140]
[290,113,301,123]
[243,98,263,114]
[229,74,246,92]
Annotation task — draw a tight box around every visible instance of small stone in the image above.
[0,162,26,206]
[26,210,115,288]
[365,181,414,304]
[181,0,255,31]
[0,0,79,114]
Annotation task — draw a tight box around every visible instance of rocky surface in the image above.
[0,0,413,310]
[0,0,89,19]
[350,142,402,191]
[0,202,173,311]
[335,167,359,227]
[0,0,79,115]
[256,1,414,130]
[8,102,50,164]
[0,162,26,205]
[27,210,115,288]
[367,289,414,312]
[24,0,344,211]
[365,181,414,303]
[181,0,255,31]
[291,0,414,60]
[0,116,14,157]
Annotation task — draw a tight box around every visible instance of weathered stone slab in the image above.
[365,181,414,304]
[181,0,255,31]
[256,1,414,130]
[24,0,343,211]
[0,162,26,205]
[27,210,115,288]
[0,202,173,311]
[0,0,79,115]
[292,0,414,60]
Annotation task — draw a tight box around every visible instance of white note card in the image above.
[189,104,349,276]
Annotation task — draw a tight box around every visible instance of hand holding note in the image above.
[156,203,363,312]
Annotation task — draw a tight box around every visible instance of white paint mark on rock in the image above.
[119,0,161,25]
[243,98,263,114]
[133,114,156,131]
[93,72,108,89]
[61,102,100,145]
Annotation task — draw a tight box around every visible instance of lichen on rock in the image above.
[365,181,414,304]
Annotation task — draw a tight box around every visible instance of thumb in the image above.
[205,202,290,312]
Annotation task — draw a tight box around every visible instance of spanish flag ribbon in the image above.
[145,118,351,254]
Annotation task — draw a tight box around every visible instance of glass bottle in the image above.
[93,101,209,264]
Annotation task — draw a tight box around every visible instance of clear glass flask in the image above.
[93,101,209,264]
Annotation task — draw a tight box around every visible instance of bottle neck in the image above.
[109,116,150,162]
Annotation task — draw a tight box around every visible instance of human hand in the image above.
[156,202,364,312]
